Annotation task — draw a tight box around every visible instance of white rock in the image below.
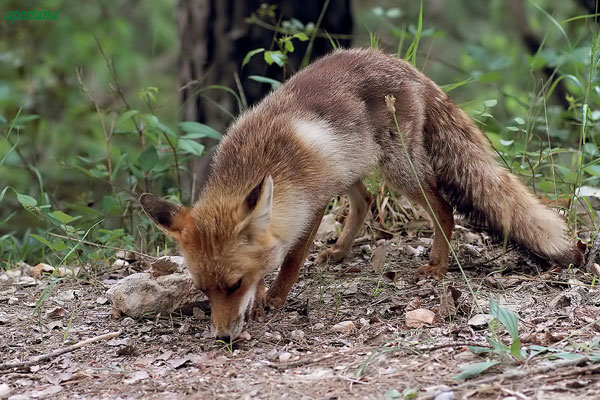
[238,331,251,341]
[111,259,129,268]
[16,276,37,287]
[123,370,149,384]
[106,272,205,318]
[30,263,54,278]
[332,321,356,333]
[150,256,187,277]
[7,297,18,305]
[96,297,108,305]
[0,383,11,399]
[266,349,278,361]
[312,323,325,330]
[290,330,305,340]
[315,214,342,242]
[278,352,292,362]
[115,250,138,261]
[468,314,492,328]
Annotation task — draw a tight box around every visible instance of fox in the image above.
[140,48,583,341]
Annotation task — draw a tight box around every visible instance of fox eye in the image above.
[227,278,242,295]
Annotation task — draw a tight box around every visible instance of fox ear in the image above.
[139,194,190,240]
[240,175,273,234]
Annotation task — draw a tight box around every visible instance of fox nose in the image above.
[216,334,231,343]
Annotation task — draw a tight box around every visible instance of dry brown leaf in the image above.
[371,244,387,272]
[405,308,436,328]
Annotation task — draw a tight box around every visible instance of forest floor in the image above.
[2,218,600,399]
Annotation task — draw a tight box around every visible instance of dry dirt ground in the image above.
[1,222,600,399]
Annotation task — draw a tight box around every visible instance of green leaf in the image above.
[264,51,286,67]
[489,298,520,340]
[242,48,265,68]
[52,211,75,224]
[283,38,294,52]
[467,346,492,355]
[452,361,501,380]
[178,139,205,156]
[483,99,497,108]
[178,121,222,140]
[514,117,526,125]
[136,146,158,172]
[248,75,282,90]
[293,32,309,41]
[51,240,67,251]
[156,122,177,139]
[116,109,139,126]
[17,193,37,207]
[30,233,53,249]
[584,165,600,177]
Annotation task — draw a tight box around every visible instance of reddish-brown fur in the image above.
[141,48,583,340]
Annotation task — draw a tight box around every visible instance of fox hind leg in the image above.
[317,181,372,264]
[381,153,454,279]
[410,187,454,279]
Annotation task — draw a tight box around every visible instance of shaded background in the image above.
[0,0,598,266]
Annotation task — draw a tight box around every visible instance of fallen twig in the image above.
[267,353,335,370]
[0,330,121,372]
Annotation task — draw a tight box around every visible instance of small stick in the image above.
[267,353,335,370]
[0,330,121,372]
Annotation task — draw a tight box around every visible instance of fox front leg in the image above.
[265,205,327,309]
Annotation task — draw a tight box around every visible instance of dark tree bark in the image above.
[177,0,352,129]
[176,0,353,198]
[507,0,570,109]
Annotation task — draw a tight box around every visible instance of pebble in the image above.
[121,317,136,327]
[312,323,325,330]
[290,330,305,340]
[468,314,492,328]
[112,259,129,268]
[192,307,206,320]
[266,349,278,361]
[238,331,251,341]
[7,297,18,305]
[0,383,10,399]
[96,297,108,305]
[265,331,282,341]
[279,352,292,362]
[332,321,356,333]
[178,323,191,334]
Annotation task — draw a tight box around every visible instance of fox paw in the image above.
[417,264,446,280]
[251,296,265,322]
[317,247,347,264]
[264,294,286,311]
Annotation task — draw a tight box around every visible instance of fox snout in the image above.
[207,283,257,341]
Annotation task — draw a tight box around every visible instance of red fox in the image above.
[140,48,583,341]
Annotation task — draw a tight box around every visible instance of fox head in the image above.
[140,175,284,341]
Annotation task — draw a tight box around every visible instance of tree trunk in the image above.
[176,0,353,199]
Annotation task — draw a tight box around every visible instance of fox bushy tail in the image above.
[426,99,583,267]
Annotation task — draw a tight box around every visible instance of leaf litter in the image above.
[1,225,600,399]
